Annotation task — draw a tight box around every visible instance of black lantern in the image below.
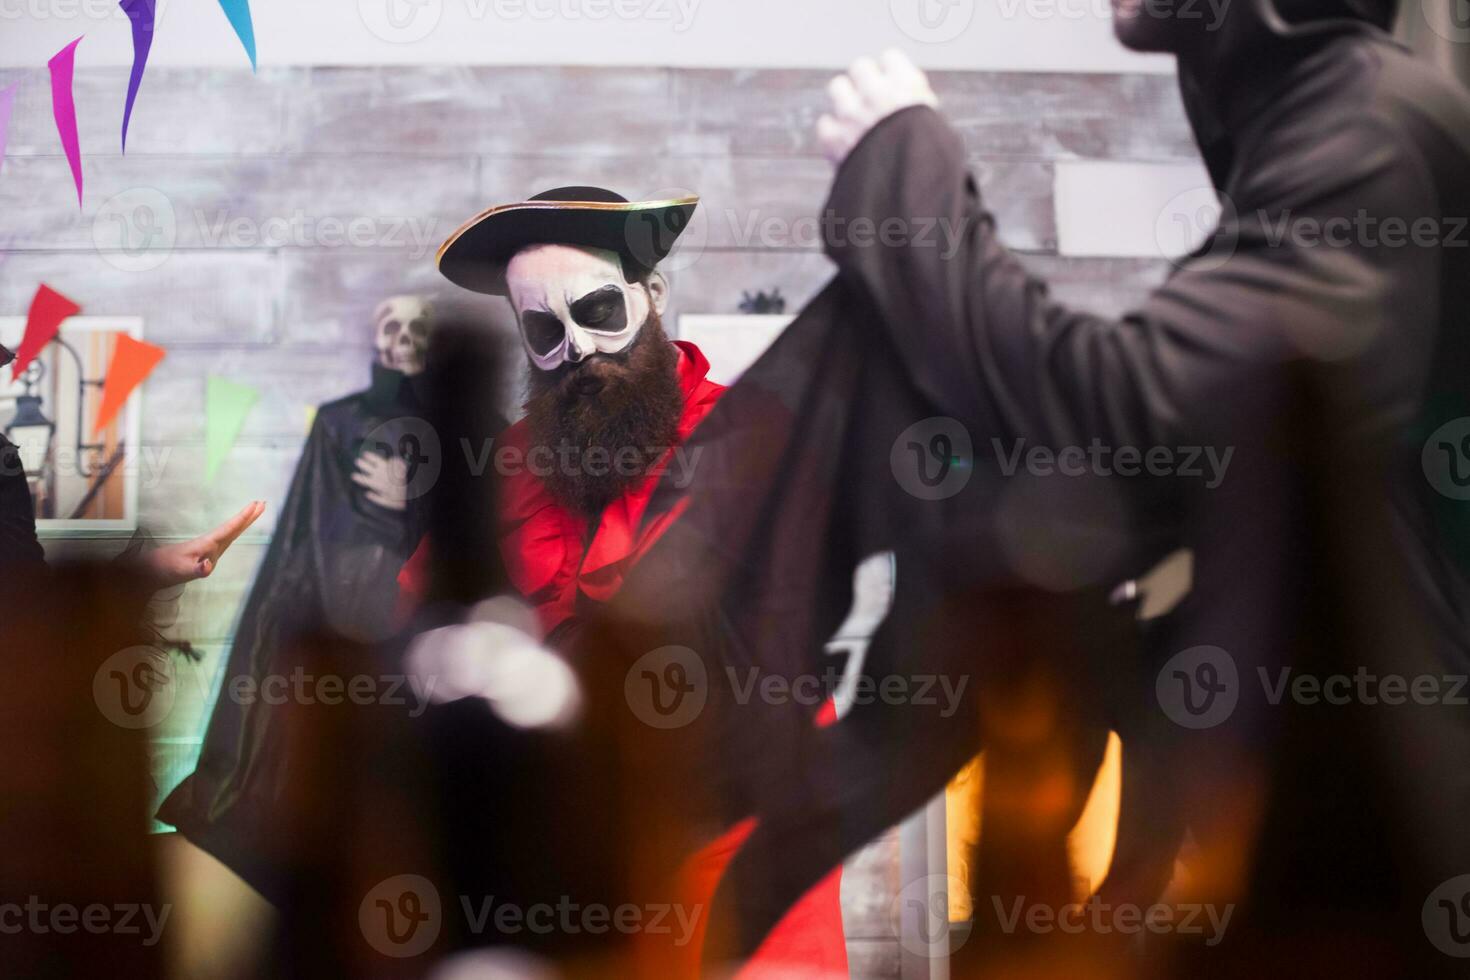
[5,361,58,482]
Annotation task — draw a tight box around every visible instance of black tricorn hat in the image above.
[436,186,699,295]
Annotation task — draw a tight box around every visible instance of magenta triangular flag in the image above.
[48,36,84,208]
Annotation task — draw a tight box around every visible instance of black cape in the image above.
[595,5,1470,970]
[0,434,44,568]
[158,362,432,901]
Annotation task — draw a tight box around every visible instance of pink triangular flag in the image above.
[12,284,82,381]
[48,36,84,208]
[93,334,165,435]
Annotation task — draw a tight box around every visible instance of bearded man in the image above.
[398,186,849,978]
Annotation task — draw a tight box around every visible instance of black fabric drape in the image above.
[585,272,1159,965]
[594,14,1470,970]
[157,363,434,901]
[0,433,45,569]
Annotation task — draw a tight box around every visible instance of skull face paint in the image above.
[505,245,662,372]
[373,295,434,376]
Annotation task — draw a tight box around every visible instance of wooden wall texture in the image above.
[1,64,1199,977]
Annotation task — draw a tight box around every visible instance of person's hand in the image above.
[352,449,409,512]
[817,49,939,166]
[140,500,266,589]
[404,595,580,729]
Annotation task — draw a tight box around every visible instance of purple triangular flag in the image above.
[121,0,156,153]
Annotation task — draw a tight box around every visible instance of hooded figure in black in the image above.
[158,297,451,900]
[581,2,1470,974]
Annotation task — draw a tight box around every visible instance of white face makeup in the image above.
[505,244,665,372]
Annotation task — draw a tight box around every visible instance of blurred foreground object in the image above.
[1,564,168,977]
[1397,0,1470,88]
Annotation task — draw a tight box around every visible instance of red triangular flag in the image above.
[12,284,82,381]
[93,334,165,435]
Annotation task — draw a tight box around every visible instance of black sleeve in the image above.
[822,105,1439,454]
[0,435,44,568]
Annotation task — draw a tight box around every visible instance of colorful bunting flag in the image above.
[47,36,84,208]
[0,82,17,177]
[12,284,82,381]
[120,0,157,153]
[93,333,166,435]
[215,0,257,71]
[205,376,259,483]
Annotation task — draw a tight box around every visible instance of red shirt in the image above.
[398,341,724,631]
[398,341,847,978]
[501,340,726,633]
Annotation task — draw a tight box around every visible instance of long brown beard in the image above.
[523,310,683,518]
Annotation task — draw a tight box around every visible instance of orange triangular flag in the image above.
[93,333,165,435]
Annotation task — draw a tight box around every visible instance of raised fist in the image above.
[817,49,939,166]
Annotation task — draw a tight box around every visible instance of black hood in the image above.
[1179,0,1400,186]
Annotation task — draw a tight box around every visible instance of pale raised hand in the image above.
[816,49,939,166]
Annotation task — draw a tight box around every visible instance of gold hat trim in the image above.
[435,195,701,267]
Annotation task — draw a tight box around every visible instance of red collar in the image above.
[497,340,726,630]
[671,339,712,402]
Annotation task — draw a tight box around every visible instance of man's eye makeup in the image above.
[521,310,565,354]
[569,286,628,333]
[519,286,631,354]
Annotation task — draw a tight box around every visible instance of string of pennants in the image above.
[11,282,260,479]
[0,0,257,205]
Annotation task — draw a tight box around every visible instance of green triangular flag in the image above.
[205,376,259,484]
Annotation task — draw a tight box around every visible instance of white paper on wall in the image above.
[677,313,794,386]
[1054,159,1215,260]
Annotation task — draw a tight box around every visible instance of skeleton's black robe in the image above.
[157,362,432,901]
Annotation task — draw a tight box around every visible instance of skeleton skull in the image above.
[373,295,434,376]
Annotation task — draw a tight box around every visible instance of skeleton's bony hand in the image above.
[352,450,409,512]
[816,49,938,166]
